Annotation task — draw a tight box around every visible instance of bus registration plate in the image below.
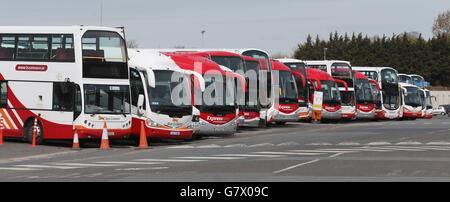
[170,131,180,136]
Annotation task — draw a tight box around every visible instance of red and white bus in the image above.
[241,56,263,127]
[265,60,300,125]
[353,67,402,119]
[306,68,344,120]
[151,48,272,127]
[423,89,433,119]
[354,71,380,119]
[305,60,356,120]
[399,82,422,120]
[276,58,309,120]
[127,49,206,141]
[0,26,132,144]
[172,51,248,127]
[162,52,239,136]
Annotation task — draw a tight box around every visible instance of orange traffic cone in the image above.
[32,117,38,147]
[139,121,148,149]
[73,129,80,149]
[100,121,110,149]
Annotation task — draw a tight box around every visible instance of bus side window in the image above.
[53,82,75,111]
[0,35,16,60]
[16,35,50,61]
[74,84,82,120]
[50,34,75,62]
[0,82,7,108]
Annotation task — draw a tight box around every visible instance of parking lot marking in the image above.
[95,161,164,165]
[15,165,82,169]
[0,167,42,171]
[114,167,169,171]
[214,154,285,158]
[273,159,321,174]
[50,163,119,167]
[174,156,246,160]
[135,159,206,162]
[254,151,324,156]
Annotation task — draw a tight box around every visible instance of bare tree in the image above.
[432,10,450,37]
[126,40,139,48]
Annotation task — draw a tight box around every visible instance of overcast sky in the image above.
[0,0,448,56]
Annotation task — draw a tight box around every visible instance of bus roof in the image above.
[242,56,258,62]
[0,25,124,36]
[271,60,291,71]
[128,49,181,71]
[162,52,225,75]
[305,60,351,66]
[307,68,333,81]
[352,66,397,72]
[276,58,305,63]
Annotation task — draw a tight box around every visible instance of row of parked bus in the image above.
[0,26,434,146]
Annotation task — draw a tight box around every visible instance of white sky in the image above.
[0,0,448,56]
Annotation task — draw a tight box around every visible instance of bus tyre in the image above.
[275,121,286,125]
[259,119,268,128]
[24,120,44,145]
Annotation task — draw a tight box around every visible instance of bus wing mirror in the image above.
[146,69,156,88]
[334,79,348,92]
[369,79,380,92]
[292,72,306,87]
[137,94,145,115]
[185,70,205,92]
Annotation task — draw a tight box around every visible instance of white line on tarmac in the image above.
[366,142,392,146]
[167,145,195,149]
[395,141,423,145]
[95,161,164,165]
[253,151,324,156]
[196,144,222,148]
[115,167,169,171]
[317,148,393,152]
[135,159,206,162]
[223,144,247,148]
[248,143,275,147]
[362,146,426,151]
[273,159,321,174]
[174,156,246,160]
[50,163,119,167]
[15,165,82,169]
[0,167,42,171]
[214,154,285,158]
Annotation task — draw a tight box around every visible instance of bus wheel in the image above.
[275,121,286,125]
[24,120,44,145]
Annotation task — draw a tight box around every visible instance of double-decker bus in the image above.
[354,71,379,119]
[0,26,132,145]
[353,67,402,119]
[162,52,239,136]
[127,49,206,141]
[276,58,309,120]
[399,82,422,120]
[306,68,344,121]
[305,60,356,120]
[265,60,300,125]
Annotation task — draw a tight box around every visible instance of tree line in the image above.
[293,32,449,86]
